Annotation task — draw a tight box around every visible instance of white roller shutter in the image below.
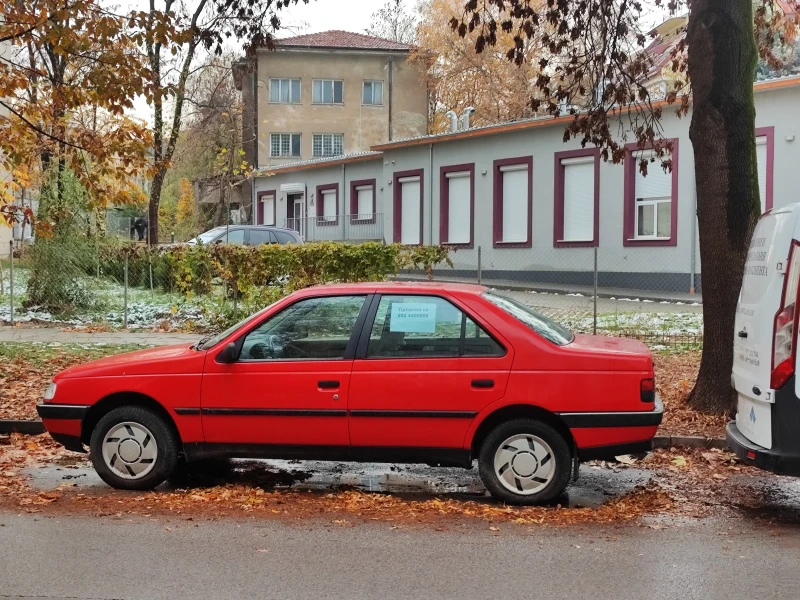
[634,151,672,200]
[322,189,337,222]
[356,185,373,218]
[399,176,421,244]
[562,157,594,241]
[262,196,275,225]
[446,171,470,244]
[500,165,528,243]
[756,136,768,213]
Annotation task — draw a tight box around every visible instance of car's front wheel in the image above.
[89,406,179,491]
[478,419,571,505]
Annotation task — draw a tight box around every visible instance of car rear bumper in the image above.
[559,395,663,428]
[727,421,800,476]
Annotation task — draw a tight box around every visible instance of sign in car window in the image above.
[390,302,437,333]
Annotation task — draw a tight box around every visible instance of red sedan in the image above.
[37,282,662,505]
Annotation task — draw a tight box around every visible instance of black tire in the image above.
[478,419,572,505]
[89,406,179,491]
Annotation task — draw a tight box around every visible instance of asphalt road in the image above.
[1,513,798,600]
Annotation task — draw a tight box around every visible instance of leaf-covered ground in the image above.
[0,343,153,420]
[654,351,727,439]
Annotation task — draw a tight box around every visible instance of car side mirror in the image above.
[216,342,239,364]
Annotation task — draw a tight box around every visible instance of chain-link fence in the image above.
[1,236,704,348]
[398,243,703,349]
[0,238,212,330]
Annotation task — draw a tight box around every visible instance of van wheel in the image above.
[89,406,179,491]
[478,419,571,505]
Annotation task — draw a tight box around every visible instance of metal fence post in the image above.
[149,256,154,296]
[9,241,14,326]
[123,254,129,329]
[593,246,598,335]
[477,246,482,286]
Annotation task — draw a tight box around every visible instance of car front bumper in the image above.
[36,402,89,452]
[726,420,800,476]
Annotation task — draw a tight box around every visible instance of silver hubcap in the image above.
[493,434,555,496]
[102,422,158,480]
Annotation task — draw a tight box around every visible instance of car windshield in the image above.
[190,227,225,244]
[195,302,278,351]
[483,291,574,346]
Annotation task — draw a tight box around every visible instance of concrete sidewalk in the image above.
[0,326,203,346]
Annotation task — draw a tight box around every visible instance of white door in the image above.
[293,197,305,238]
[733,205,800,448]
[500,165,528,243]
[399,176,421,244]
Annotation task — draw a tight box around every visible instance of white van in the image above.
[728,203,800,475]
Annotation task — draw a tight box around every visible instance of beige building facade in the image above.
[236,30,428,171]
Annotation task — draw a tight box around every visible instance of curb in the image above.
[652,435,728,450]
[0,420,46,435]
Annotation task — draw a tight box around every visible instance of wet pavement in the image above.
[26,456,652,509]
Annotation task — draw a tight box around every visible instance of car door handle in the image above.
[318,380,340,389]
[471,379,494,389]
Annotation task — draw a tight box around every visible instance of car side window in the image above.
[249,229,277,245]
[366,295,503,358]
[240,295,366,361]
[273,230,297,244]
[216,229,245,244]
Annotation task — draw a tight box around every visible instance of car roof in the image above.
[294,281,487,296]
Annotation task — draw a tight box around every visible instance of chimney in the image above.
[461,107,476,130]
[445,110,458,133]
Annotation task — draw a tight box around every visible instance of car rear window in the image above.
[274,230,298,244]
[483,291,574,346]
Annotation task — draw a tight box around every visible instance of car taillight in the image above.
[640,378,655,403]
[771,242,800,389]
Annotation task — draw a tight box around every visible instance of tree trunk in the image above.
[148,167,166,245]
[687,0,760,414]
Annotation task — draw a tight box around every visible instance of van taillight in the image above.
[771,242,800,389]
[640,378,655,403]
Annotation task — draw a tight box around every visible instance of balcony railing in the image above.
[285,213,384,242]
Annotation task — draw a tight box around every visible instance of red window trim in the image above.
[393,168,424,245]
[623,139,679,247]
[553,148,600,248]
[349,178,377,225]
[755,126,774,212]
[493,156,533,248]
[256,190,277,226]
[315,183,339,227]
[439,163,475,248]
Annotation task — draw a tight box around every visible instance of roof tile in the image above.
[275,30,412,51]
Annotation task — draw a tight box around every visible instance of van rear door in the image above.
[733,206,800,449]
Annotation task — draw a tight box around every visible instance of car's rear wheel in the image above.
[89,406,179,491]
[478,419,571,505]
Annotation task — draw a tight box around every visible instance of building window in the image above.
[270,133,301,157]
[312,133,344,157]
[623,139,678,247]
[755,126,774,213]
[316,183,339,226]
[493,157,532,248]
[349,178,377,224]
[439,163,474,247]
[393,169,424,244]
[257,191,276,226]
[554,149,599,247]
[312,79,343,104]
[269,78,301,104]
[362,80,384,105]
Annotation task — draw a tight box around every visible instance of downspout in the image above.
[428,143,433,244]
[342,163,347,240]
[689,179,697,294]
[388,57,394,141]
[251,56,259,224]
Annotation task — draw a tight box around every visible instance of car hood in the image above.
[54,343,203,379]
